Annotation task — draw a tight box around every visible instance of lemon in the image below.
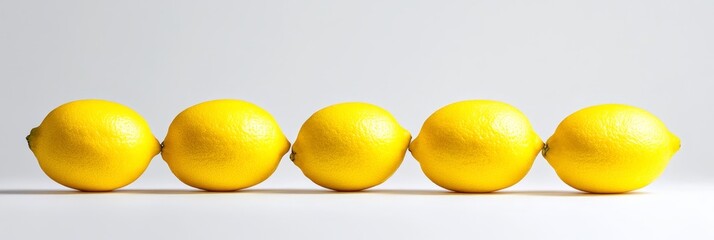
[26,99,160,191]
[161,99,290,191]
[543,104,680,193]
[291,102,411,191]
[410,100,543,193]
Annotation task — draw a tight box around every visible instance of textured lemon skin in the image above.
[161,99,290,191]
[291,102,411,191]
[27,100,160,192]
[544,104,680,193]
[410,100,543,193]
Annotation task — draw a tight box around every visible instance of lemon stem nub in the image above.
[541,143,549,158]
[26,127,38,149]
[289,151,296,161]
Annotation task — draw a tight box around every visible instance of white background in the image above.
[1,0,712,239]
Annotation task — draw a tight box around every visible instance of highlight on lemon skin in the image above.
[290,102,411,192]
[409,100,543,193]
[26,99,161,192]
[161,99,290,192]
[542,104,680,194]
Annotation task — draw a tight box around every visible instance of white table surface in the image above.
[2,180,712,240]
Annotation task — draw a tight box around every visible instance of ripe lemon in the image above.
[410,100,543,193]
[291,102,411,191]
[26,99,160,191]
[161,99,290,191]
[543,104,680,193]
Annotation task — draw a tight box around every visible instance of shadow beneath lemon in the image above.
[0,189,648,196]
[0,189,215,195]
[0,189,91,195]
[495,190,648,197]
[365,189,647,197]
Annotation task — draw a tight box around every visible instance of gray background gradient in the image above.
[1,0,712,239]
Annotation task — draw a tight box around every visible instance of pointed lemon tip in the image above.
[671,133,681,152]
[26,127,40,150]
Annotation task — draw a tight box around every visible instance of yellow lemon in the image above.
[161,99,290,191]
[291,102,411,191]
[410,100,543,193]
[543,104,680,193]
[26,99,160,191]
